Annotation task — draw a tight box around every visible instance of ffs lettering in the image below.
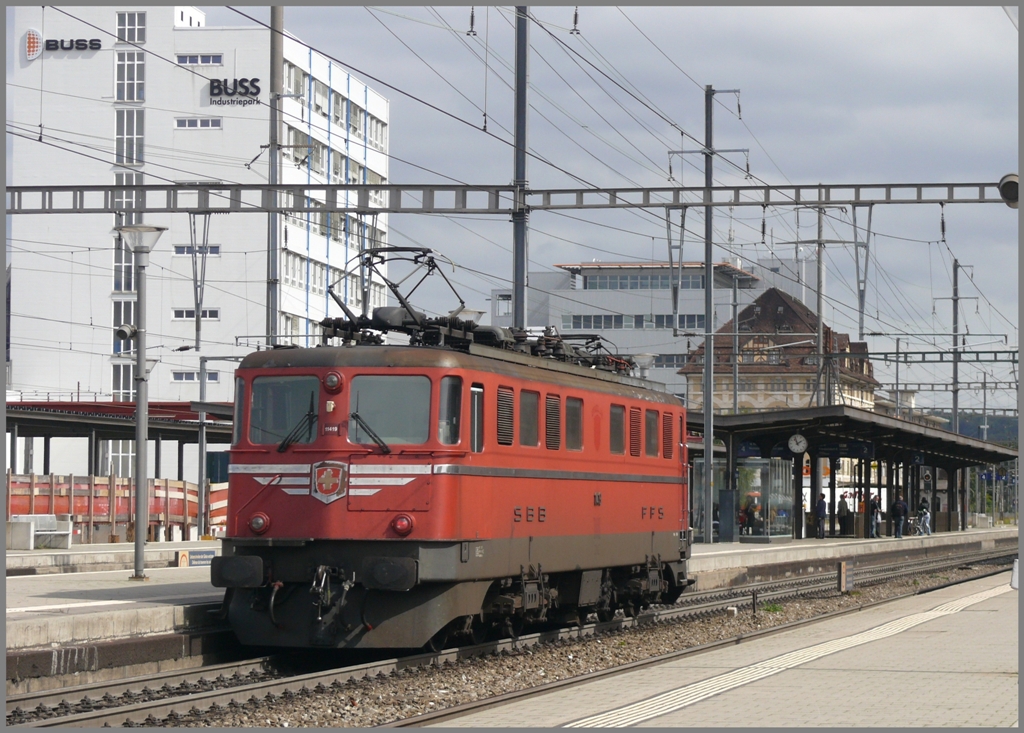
[641,506,665,519]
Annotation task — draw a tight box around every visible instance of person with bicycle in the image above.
[917,496,932,536]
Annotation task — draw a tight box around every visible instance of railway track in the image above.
[8,547,1015,728]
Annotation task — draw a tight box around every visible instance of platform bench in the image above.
[7,514,73,550]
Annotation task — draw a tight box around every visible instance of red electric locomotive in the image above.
[212,249,693,650]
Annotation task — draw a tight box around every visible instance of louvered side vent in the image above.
[629,407,641,457]
[663,412,673,459]
[545,394,561,450]
[497,386,514,445]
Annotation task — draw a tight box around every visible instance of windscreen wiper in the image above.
[277,394,318,453]
[349,412,392,454]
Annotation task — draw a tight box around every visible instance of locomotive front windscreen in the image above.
[249,375,320,445]
[349,375,431,445]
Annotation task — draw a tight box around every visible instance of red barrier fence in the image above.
[6,469,202,543]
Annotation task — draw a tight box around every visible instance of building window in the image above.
[284,62,307,104]
[769,378,788,392]
[348,159,364,185]
[172,308,220,320]
[314,80,329,117]
[113,171,143,228]
[496,293,512,317]
[172,371,219,382]
[368,116,387,151]
[112,363,135,401]
[349,104,365,138]
[176,54,222,65]
[115,109,144,166]
[175,117,222,129]
[112,300,135,354]
[116,11,146,43]
[115,51,144,101]
[173,245,220,256]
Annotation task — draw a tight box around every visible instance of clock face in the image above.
[788,433,808,453]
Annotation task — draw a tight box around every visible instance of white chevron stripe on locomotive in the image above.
[228,464,311,474]
[349,464,431,475]
[349,476,417,486]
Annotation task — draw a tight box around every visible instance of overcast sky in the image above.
[203,6,1018,409]
[13,6,1020,412]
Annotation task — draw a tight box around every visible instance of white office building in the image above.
[7,6,390,475]
[490,255,820,400]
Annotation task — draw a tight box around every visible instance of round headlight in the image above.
[391,514,414,537]
[249,512,270,534]
[323,372,343,393]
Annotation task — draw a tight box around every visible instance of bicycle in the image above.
[908,513,931,536]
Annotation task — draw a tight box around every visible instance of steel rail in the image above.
[12,548,1015,728]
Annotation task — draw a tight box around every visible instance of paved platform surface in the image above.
[5,528,1016,653]
[6,539,222,575]
[436,573,1019,728]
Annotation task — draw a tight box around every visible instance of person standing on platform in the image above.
[918,496,932,536]
[869,494,880,538]
[838,493,850,536]
[892,494,909,538]
[816,492,827,539]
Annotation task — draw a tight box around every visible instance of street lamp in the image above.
[116,224,167,581]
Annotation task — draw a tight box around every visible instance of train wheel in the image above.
[469,616,490,645]
[596,606,615,623]
[623,600,640,619]
[425,626,449,653]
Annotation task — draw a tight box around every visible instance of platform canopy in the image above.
[688,405,1016,468]
[5,401,233,444]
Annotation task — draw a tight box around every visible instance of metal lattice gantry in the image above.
[4,181,1011,216]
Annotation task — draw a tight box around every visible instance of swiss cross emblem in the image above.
[312,462,348,504]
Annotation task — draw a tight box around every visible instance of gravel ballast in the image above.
[164,563,1011,728]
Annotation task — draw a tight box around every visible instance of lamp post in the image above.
[117,224,167,581]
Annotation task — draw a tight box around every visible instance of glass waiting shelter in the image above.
[694,457,793,543]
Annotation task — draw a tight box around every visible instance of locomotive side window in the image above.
[520,390,539,446]
[609,404,625,454]
[629,408,642,457]
[662,412,674,459]
[349,375,430,445]
[645,410,660,457]
[565,397,583,451]
[438,376,462,445]
[470,384,484,452]
[249,375,320,445]
[545,395,561,450]
[232,377,245,445]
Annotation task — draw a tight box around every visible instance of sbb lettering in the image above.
[513,506,546,523]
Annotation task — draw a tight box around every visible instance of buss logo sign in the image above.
[25,29,101,59]
[25,29,42,60]
[312,462,348,504]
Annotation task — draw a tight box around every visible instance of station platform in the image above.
[5,527,1017,691]
[435,571,1018,728]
